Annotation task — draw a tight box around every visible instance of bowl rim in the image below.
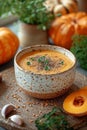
[14,45,77,76]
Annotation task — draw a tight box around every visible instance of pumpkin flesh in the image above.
[63,89,87,116]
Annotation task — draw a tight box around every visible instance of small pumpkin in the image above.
[63,88,87,117]
[80,86,87,90]
[0,27,19,65]
[44,0,78,16]
[48,12,87,49]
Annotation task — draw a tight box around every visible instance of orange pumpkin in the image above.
[80,86,87,90]
[48,12,87,49]
[63,88,87,117]
[0,27,19,65]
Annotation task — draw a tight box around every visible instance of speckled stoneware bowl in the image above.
[14,45,76,99]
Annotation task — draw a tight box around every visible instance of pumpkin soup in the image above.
[18,50,74,74]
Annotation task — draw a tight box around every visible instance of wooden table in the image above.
[0,21,87,130]
[0,65,87,130]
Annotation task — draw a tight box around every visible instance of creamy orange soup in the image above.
[18,50,74,74]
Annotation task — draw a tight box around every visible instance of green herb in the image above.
[44,65,50,71]
[30,57,35,61]
[27,61,31,65]
[35,107,73,130]
[38,56,50,71]
[0,0,56,30]
[59,60,64,65]
[38,56,46,63]
[70,34,87,70]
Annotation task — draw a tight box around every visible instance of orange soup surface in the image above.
[18,50,74,75]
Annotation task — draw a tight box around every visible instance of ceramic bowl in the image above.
[14,45,76,99]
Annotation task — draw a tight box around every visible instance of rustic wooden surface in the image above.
[0,67,87,130]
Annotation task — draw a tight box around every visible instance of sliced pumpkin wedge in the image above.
[63,89,87,117]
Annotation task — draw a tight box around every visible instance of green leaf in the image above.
[38,56,46,63]
[45,65,50,70]
[27,61,31,65]
[70,34,87,70]
[0,0,56,30]
[35,107,74,130]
